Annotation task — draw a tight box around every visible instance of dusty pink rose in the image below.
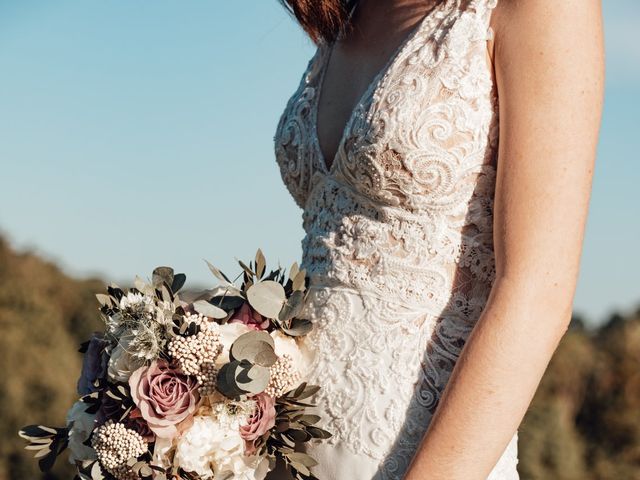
[129,359,200,439]
[229,303,269,330]
[240,393,276,455]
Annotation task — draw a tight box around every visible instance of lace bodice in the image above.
[275,0,498,310]
[273,0,518,478]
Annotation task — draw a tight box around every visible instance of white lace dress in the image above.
[273,0,519,478]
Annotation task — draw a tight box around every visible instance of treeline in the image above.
[0,237,638,479]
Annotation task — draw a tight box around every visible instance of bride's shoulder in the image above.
[490,0,602,42]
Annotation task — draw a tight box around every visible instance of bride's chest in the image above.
[274,9,499,213]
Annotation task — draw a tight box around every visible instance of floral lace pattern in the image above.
[273,0,519,478]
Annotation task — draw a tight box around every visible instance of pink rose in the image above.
[129,359,200,439]
[229,303,270,330]
[240,393,276,455]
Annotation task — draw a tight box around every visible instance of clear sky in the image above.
[0,1,638,326]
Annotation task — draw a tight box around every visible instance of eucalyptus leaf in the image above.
[160,284,172,303]
[296,384,320,400]
[230,331,275,365]
[90,460,104,480]
[211,295,245,311]
[134,276,148,292]
[282,318,313,337]
[307,426,332,439]
[192,300,227,319]
[286,429,311,443]
[288,452,319,467]
[246,281,286,319]
[238,259,255,278]
[255,249,266,279]
[171,273,187,293]
[32,447,51,458]
[289,460,310,477]
[205,260,232,284]
[278,290,305,322]
[276,420,290,433]
[297,414,322,425]
[152,267,174,289]
[235,363,270,394]
[216,361,245,399]
[95,294,112,307]
[292,269,307,291]
[288,262,300,281]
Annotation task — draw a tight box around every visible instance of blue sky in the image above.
[0,1,638,326]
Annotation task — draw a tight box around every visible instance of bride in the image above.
[273,0,604,478]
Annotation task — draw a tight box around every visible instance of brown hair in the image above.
[279,0,358,44]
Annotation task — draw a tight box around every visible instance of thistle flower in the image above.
[104,293,168,362]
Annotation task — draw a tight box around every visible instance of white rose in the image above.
[65,401,97,464]
[108,335,145,382]
[215,323,252,368]
[270,330,313,377]
[174,416,219,478]
[174,412,245,479]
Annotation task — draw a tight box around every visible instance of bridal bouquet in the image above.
[19,250,330,480]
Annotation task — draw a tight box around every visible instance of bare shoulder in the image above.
[490,0,604,60]
[488,0,604,115]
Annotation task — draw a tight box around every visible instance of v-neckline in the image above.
[311,2,444,175]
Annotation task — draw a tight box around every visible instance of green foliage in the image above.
[0,237,638,479]
[519,312,640,479]
[0,237,103,479]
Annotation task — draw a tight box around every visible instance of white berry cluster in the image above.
[91,421,147,479]
[264,353,301,397]
[168,315,223,395]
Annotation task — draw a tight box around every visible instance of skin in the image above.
[318,0,605,478]
[316,0,443,164]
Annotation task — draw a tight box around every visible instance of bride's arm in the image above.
[404,0,604,478]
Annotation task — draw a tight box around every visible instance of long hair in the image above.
[279,0,358,44]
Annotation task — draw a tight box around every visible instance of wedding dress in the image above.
[273,0,519,478]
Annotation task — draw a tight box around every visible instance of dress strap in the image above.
[468,0,499,40]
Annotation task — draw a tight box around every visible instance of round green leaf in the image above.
[246,281,286,319]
